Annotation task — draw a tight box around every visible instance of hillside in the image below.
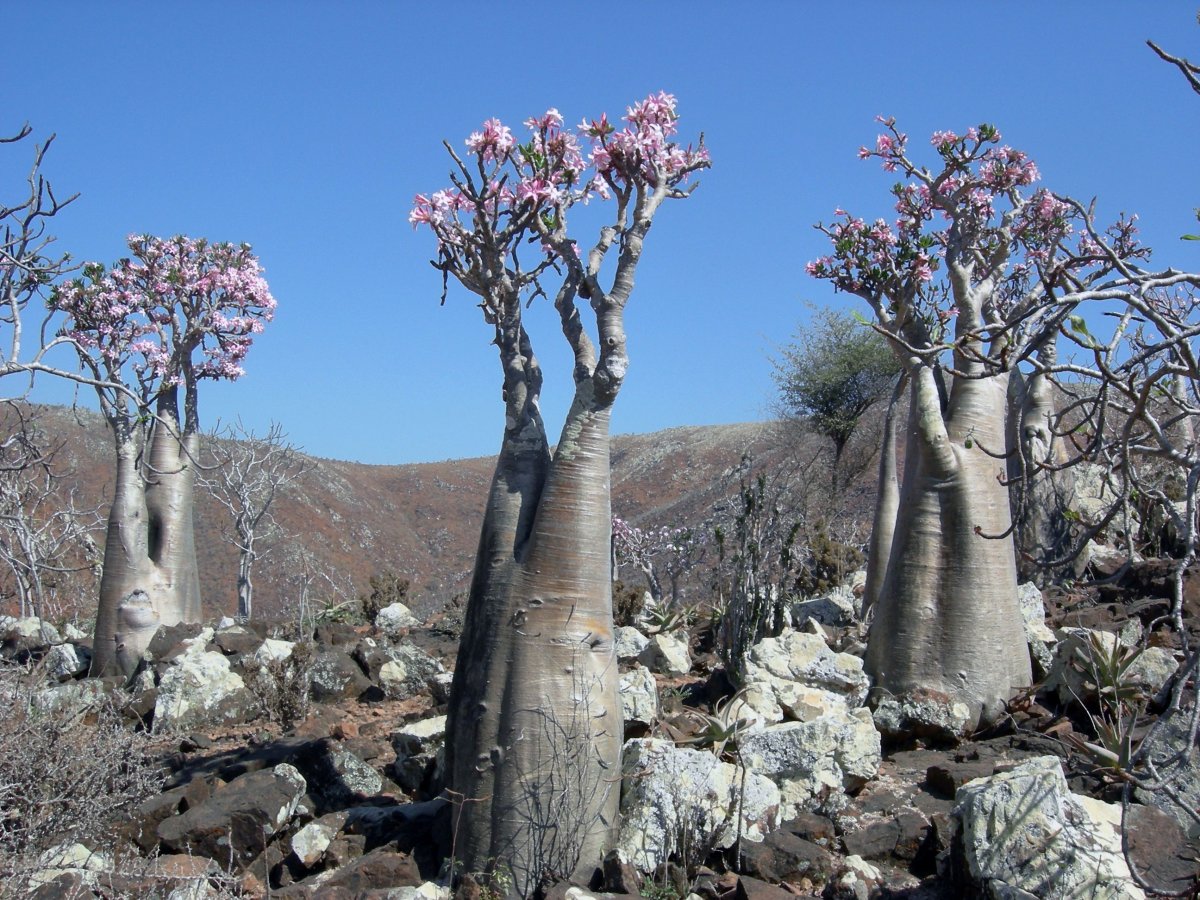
[2,406,872,622]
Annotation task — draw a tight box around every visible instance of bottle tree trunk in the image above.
[487,395,620,892]
[144,390,203,624]
[865,366,1031,731]
[91,385,204,676]
[446,315,552,883]
[863,374,906,615]
[1007,345,1077,585]
[90,424,155,676]
[447,280,630,893]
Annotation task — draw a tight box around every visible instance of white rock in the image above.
[292,819,336,866]
[791,585,857,628]
[34,679,109,721]
[61,622,88,641]
[871,692,974,742]
[216,616,238,630]
[27,842,112,888]
[430,671,455,704]
[392,715,447,794]
[389,883,451,900]
[0,615,61,644]
[742,630,869,711]
[44,642,88,681]
[270,763,309,832]
[371,642,445,700]
[253,638,296,666]
[620,664,659,729]
[953,755,1144,899]
[617,738,780,872]
[736,707,880,818]
[154,631,247,730]
[1017,581,1057,677]
[614,625,651,661]
[638,632,691,677]
[376,602,420,638]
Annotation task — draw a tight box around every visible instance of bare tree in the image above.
[0,407,101,620]
[199,419,309,620]
[0,124,79,395]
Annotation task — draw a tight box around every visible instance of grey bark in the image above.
[863,374,906,615]
[445,163,687,892]
[91,384,203,676]
[865,364,1031,727]
[1007,345,1077,585]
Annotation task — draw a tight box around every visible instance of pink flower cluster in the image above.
[587,92,709,188]
[409,93,709,262]
[809,120,1110,310]
[54,234,275,386]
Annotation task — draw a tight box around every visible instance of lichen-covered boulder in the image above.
[376,602,420,639]
[154,629,250,730]
[740,630,869,727]
[355,639,444,700]
[617,738,780,872]
[44,642,89,681]
[735,708,880,818]
[620,664,659,732]
[1017,581,1057,678]
[391,715,446,795]
[952,756,1144,899]
[871,689,974,743]
[614,625,651,661]
[791,585,857,629]
[156,764,307,871]
[638,632,691,677]
[309,649,372,703]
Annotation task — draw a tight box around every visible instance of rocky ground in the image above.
[2,559,1199,899]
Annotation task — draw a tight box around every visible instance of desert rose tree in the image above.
[808,120,1160,735]
[412,95,707,892]
[54,235,275,676]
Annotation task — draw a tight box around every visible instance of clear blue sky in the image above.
[8,3,1200,465]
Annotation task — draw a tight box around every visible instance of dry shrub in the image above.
[244,638,315,729]
[0,661,165,890]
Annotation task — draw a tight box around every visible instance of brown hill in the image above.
[2,406,871,623]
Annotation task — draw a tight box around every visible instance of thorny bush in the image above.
[0,660,164,885]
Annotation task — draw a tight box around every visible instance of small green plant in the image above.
[642,597,696,636]
[679,688,754,761]
[1065,632,1148,770]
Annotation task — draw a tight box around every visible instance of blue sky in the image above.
[8,3,1200,464]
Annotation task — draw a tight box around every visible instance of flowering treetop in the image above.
[53,235,275,401]
[806,118,1149,367]
[409,93,708,311]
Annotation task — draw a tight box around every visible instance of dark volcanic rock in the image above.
[156,764,306,870]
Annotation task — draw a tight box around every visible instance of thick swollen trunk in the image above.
[1007,361,1076,585]
[448,398,619,896]
[491,401,620,893]
[91,396,204,677]
[90,429,156,676]
[445,412,550,872]
[863,376,906,615]
[144,406,203,625]
[865,370,1031,729]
